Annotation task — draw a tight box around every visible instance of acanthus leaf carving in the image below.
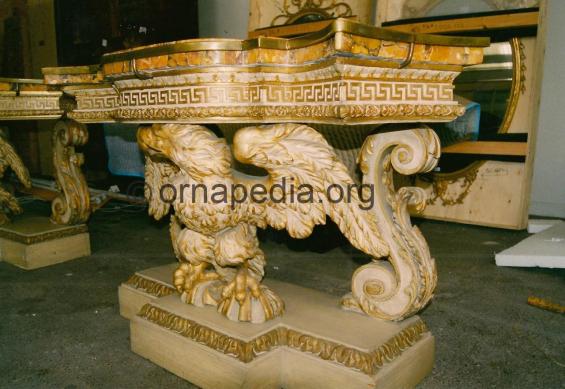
[51,119,91,225]
[341,126,439,320]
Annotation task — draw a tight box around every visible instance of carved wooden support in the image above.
[139,124,285,324]
[51,119,90,225]
[0,129,31,225]
[341,126,440,320]
[139,123,439,323]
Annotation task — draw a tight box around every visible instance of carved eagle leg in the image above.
[341,125,440,321]
[218,264,284,323]
[216,224,284,324]
[170,216,221,307]
[174,262,221,306]
[51,119,90,225]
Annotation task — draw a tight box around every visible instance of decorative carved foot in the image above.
[341,125,440,321]
[51,119,90,225]
[213,224,284,323]
[0,130,31,224]
[170,216,221,306]
[174,263,221,306]
[218,266,284,324]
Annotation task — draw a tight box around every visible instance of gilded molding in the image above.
[429,38,525,195]
[0,95,63,120]
[0,110,63,120]
[116,104,463,124]
[124,274,177,298]
[498,37,525,136]
[117,81,454,104]
[138,303,429,376]
[44,62,466,125]
[67,111,116,122]
[107,61,463,125]
[67,87,118,122]
[0,224,88,244]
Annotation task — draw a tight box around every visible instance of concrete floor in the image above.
[1,201,564,388]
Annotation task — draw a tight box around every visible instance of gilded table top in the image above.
[0,78,64,120]
[2,19,489,125]
[101,18,488,78]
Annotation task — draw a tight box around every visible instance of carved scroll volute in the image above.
[343,126,440,321]
[51,119,90,225]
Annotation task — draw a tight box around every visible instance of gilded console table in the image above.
[0,77,90,268]
[3,19,487,387]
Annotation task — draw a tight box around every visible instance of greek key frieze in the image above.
[0,96,61,111]
[118,80,452,109]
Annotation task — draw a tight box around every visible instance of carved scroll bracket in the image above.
[342,125,440,321]
[51,119,90,225]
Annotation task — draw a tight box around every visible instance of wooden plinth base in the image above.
[0,215,90,270]
[119,265,435,389]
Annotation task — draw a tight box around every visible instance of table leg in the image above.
[0,122,90,269]
[341,125,440,321]
[51,119,90,225]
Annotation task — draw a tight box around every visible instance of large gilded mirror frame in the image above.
[376,0,540,25]
[246,0,537,228]
[378,1,538,228]
[425,36,526,206]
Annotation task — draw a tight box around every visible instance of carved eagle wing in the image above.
[233,124,389,259]
[0,135,31,188]
[143,156,179,220]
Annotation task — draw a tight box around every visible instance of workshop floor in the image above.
[1,201,564,388]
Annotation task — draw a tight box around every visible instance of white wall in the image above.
[530,0,565,218]
[198,0,249,39]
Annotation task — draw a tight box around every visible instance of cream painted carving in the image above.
[112,67,462,124]
[341,126,439,319]
[67,87,118,123]
[0,95,63,120]
[51,120,91,225]
[0,130,31,225]
[139,123,439,322]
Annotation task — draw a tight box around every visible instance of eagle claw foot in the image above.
[217,267,284,323]
[174,263,220,307]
